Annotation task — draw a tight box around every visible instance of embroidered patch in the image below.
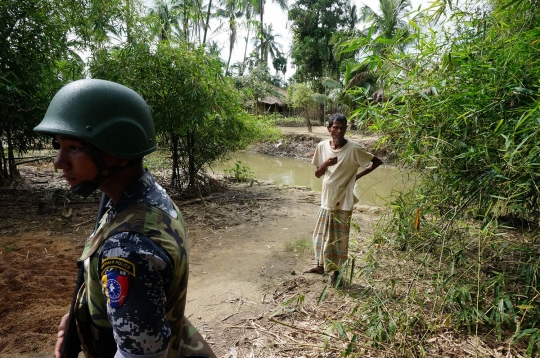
[102,272,129,308]
[101,257,136,277]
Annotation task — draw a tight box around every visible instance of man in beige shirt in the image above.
[305,113,382,286]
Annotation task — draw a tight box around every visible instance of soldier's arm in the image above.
[99,233,173,357]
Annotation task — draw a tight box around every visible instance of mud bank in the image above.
[250,126,393,163]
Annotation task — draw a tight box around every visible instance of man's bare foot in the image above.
[303,265,324,274]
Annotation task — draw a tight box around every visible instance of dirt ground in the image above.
[0,127,384,357]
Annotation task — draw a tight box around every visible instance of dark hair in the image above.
[327,113,347,127]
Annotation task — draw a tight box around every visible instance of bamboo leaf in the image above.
[408,19,420,32]
[343,334,358,356]
[318,285,328,305]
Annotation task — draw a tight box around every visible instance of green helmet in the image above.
[34,79,156,159]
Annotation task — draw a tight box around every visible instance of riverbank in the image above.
[251,126,393,163]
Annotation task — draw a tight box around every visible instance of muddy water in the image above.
[211,151,411,206]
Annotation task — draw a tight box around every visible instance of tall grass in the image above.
[319,0,540,355]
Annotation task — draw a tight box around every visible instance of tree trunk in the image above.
[260,1,264,63]
[125,0,132,43]
[241,25,251,75]
[188,130,196,190]
[303,109,312,133]
[202,0,212,45]
[0,137,7,183]
[6,127,17,180]
[171,132,180,188]
[225,18,236,75]
[183,1,189,41]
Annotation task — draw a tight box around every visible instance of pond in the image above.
[210,151,412,206]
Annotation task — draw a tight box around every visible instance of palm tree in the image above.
[191,0,211,44]
[346,3,359,32]
[202,0,214,44]
[314,62,379,118]
[150,0,207,43]
[179,0,197,42]
[250,0,287,64]
[252,24,282,65]
[272,53,286,81]
[360,0,412,54]
[240,3,256,73]
[150,0,180,41]
[215,0,246,75]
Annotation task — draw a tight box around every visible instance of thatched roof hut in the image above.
[258,87,288,114]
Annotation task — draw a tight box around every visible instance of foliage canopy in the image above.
[0,0,73,183]
[288,0,352,83]
[90,42,276,192]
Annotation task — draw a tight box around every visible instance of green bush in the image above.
[340,0,540,354]
[223,161,255,182]
[240,114,282,145]
[273,116,310,127]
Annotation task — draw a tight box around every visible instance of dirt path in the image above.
[184,182,326,355]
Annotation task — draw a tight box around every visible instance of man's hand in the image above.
[326,157,338,167]
[315,157,338,178]
[54,313,70,358]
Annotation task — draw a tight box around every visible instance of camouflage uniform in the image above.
[74,170,214,358]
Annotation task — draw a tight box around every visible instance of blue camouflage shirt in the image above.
[99,170,181,358]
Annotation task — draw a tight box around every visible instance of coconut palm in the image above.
[202,0,214,44]
[194,0,215,43]
[239,4,256,73]
[272,53,287,81]
[215,0,247,75]
[150,0,180,41]
[250,0,287,64]
[360,0,412,53]
[346,3,359,31]
[150,0,207,43]
[252,24,282,65]
[315,62,379,116]
[185,0,206,42]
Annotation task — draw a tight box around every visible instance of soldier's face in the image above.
[53,135,99,188]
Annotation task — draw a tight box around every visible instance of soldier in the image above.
[34,79,215,358]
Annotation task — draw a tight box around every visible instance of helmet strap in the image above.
[70,143,139,198]
[71,180,102,198]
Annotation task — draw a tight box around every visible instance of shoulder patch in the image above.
[102,272,129,308]
[101,257,136,277]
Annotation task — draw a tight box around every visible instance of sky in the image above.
[209,0,428,80]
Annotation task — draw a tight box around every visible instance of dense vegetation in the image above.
[323,0,540,355]
[0,0,70,184]
[3,0,540,354]
[0,0,280,191]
